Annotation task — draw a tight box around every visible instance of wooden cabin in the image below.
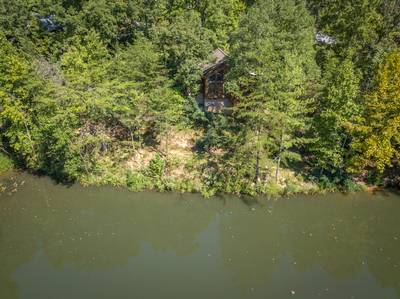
[197,48,233,113]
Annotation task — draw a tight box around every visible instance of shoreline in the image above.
[1,169,383,199]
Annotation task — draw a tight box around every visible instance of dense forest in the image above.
[0,0,399,196]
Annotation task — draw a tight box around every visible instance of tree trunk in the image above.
[275,155,281,183]
[130,131,135,150]
[275,129,284,183]
[254,127,261,184]
[165,131,170,176]
[264,164,269,183]
[0,146,10,156]
[165,131,169,160]
[23,118,37,162]
[255,152,260,184]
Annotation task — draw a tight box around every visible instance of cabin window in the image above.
[209,72,224,82]
[207,71,224,99]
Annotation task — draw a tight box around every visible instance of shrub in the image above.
[173,178,198,193]
[144,154,165,178]
[126,171,153,192]
[200,185,217,198]
[284,179,303,195]
[261,182,283,197]
[342,178,362,193]
[318,175,340,192]
[0,153,13,173]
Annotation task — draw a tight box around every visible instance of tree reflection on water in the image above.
[1,174,399,298]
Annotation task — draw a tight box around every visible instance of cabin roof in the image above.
[211,48,227,64]
[202,48,228,75]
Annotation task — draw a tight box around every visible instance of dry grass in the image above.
[126,129,201,180]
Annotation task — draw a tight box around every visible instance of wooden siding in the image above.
[200,49,232,113]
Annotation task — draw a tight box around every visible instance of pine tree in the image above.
[154,11,213,95]
[311,57,360,178]
[227,0,318,184]
[111,36,170,92]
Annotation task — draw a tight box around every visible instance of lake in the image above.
[1,172,400,299]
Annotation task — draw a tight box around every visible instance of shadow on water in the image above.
[375,187,400,198]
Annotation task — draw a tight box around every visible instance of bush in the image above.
[200,185,217,198]
[171,178,198,193]
[342,178,362,193]
[143,154,167,190]
[318,175,340,192]
[284,179,303,195]
[0,153,13,173]
[183,96,208,128]
[144,154,165,178]
[365,171,384,186]
[261,182,283,197]
[126,171,153,192]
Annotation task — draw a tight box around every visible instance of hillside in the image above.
[0,0,399,196]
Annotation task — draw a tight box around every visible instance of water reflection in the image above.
[0,174,399,299]
[0,174,218,298]
[219,194,400,297]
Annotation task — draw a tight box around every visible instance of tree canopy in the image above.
[1,0,400,194]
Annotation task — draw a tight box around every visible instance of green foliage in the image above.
[308,0,382,50]
[262,182,284,197]
[311,57,361,174]
[145,154,166,181]
[343,178,363,193]
[0,0,65,56]
[0,153,12,173]
[203,152,258,196]
[132,154,168,191]
[154,11,213,94]
[350,51,400,174]
[317,175,341,193]
[126,171,153,192]
[226,0,318,185]
[185,0,246,49]
[111,36,169,92]
[72,0,126,44]
[1,0,400,195]
[61,31,110,89]
[0,32,44,168]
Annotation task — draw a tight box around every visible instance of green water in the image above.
[1,173,400,299]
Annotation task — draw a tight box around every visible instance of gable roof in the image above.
[203,48,228,75]
[211,48,227,64]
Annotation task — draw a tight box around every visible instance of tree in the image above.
[379,0,400,42]
[111,36,170,92]
[0,31,44,168]
[311,57,361,178]
[57,31,118,179]
[307,0,382,51]
[60,30,110,90]
[226,0,318,184]
[307,0,388,91]
[350,50,400,174]
[185,0,246,48]
[66,0,141,46]
[154,11,213,95]
[0,0,66,56]
[148,87,185,159]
